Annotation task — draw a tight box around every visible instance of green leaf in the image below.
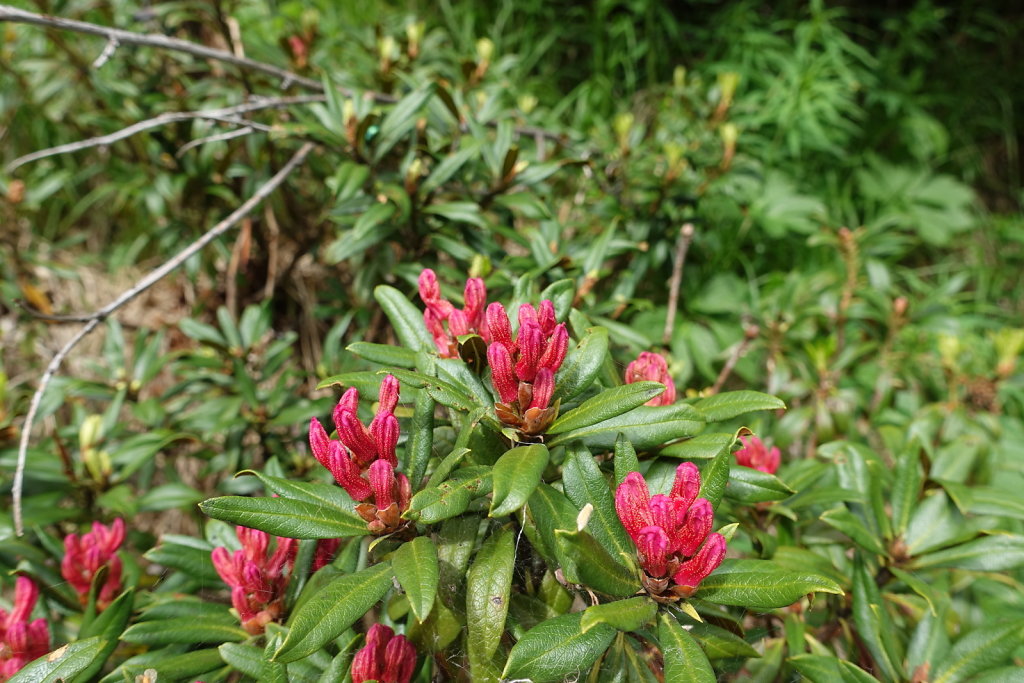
[910,533,1024,571]
[199,496,369,539]
[549,382,665,434]
[393,537,439,623]
[8,637,108,683]
[852,558,903,682]
[406,390,436,487]
[346,342,418,368]
[553,327,609,401]
[699,449,732,509]
[694,391,785,422]
[373,84,435,160]
[406,466,493,524]
[613,434,640,486]
[538,279,575,321]
[218,643,271,679]
[548,404,705,450]
[490,444,550,517]
[236,470,353,510]
[788,654,878,683]
[695,559,844,610]
[659,613,716,683]
[660,433,736,460]
[726,465,795,503]
[891,441,924,536]
[137,483,203,512]
[374,285,433,352]
[424,201,487,227]
[121,619,248,645]
[820,506,889,556]
[526,483,580,565]
[274,563,393,663]
[97,648,224,683]
[554,528,640,597]
[938,479,1024,522]
[562,445,633,561]
[466,526,515,677]
[421,144,480,194]
[932,620,1024,683]
[580,597,656,633]
[689,622,761,660]
[502,611,616,682]
[889,567,940,616]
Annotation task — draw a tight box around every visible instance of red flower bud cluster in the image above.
[624,351,676,406]
[418,269,490,358]
[212,526,297,635]
[61,518,125,610]
[351,624,417,683]
[309,375,411,534]
[0,577,49,680]
[615,464,726,601]
[487,300,568,436]
[734,435,780,474]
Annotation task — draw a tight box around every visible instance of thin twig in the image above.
[662,222,695,345]
[13,141,316,536]
[710,323,760,395]
[0,4,322,90]
[175,126,256,157]
[5,95,322,172]
[91,36,118,69]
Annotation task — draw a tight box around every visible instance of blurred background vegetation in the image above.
[0,0,1022,557]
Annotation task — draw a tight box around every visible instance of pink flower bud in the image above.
[424,309,451,355]
[676,498,714,557]
[368,460,399,509]
[735,436,781,474]
[333,387,361,432]
[537,299,557,335]
[370,413,400,467]
[486,303,513,351]
[614,472,653,541]
[518,303,538,328]
[538,323,569,373]
[463,278,487,330]
[648,495,677,538]
[637,526,670,578]
[325,441,372,501]
[352,624,416,683]
[417,269,453,318]
[529,368,554,410]
[625,351,675,405]
[448,309,470,337]
[514,323,544,382]
[672,533,726,597]
[313,539,341,572]
[488,343,518,404]
[378,375,400,415]
[309,418,331,467]
[669,462,701,510]
[338,411,378,466]
[382,632,418,683]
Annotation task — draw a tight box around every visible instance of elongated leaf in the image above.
[393,537,439,623]
[466,527,515,677]
[526,483,579,565]
[555,528,639,597]
[9,637,108,683]
[199,496,368,539]
[434,357,493,409]
[562,445,633,561]
[554,327,609,401]
[852,558,902,682]
[346,342,418,368]
[373,84,435,160]
[122,619,248,645]
[659,613,716,683]
[407,466,493,524]
[910,533,1024,571]
[660,433,736,460]
[788,654,877,683]
[694,391,785,422]
[726,465,795,504]
[406,390,435,487]
[502,612,616,682]
[938,479,1024,522]
[689,622,760,660]
[549,382,665,434]
[581,597,656,633]
[821,506,889,556]
[891,441,924,536]
[218,643,270,679]
[275,563,393,663]
[699,450,731,509]
[696,559,843,610]
[97,647,224,683]
[235,470,353,510]
[490,444,549,517]
[374,285,433,352]
[550,403,705,450]
[932,620,1024,683]
[613,434,640,486]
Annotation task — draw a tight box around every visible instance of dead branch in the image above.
[12,141,316,535]
[662,222,695,345]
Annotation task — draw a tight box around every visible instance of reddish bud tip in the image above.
[486,303,513,351]
[615,472,653,540]
[672,533,726,596]
[488,342,519,404]
[529,367,555,410]
[538,323,569,373]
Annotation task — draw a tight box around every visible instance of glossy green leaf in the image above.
[406,390,436,487]
[526,483,579,565]
[554,528,639,597]
[726,465,795,503]
[580,597,656,633]
[407,466,493,524]
[788,654,878,682]
[910,533,1024,571]
[694,391,785,422]
[97,648,224,683]
[466,526,515,677]
[553,327,609,401]
[889,567,939,616]
[373,83,435,160]
[539,279,575,321]
[852,558,903,682]
[9,637,107,683]
[820,506,889,556]
[121,619,248,645]
[699,449,732,509]
[393,536,439,623]
[236,470,353,510]
[938,479,1024,522]
[502,611,616,682]
[490,444,549,517]
[659,433,736,460]
[689,622,761,660]
[549,403,705,449]
[274,562,393,663]
[561,445,633,561]
[891,440,924,536]
[695,559,844,610]
[613,433,640,486]
[218,643,270,679]
[374,284,433,352]
[932,620,1024,683]
[199,496,368,539]
[346,341,418,368]
[659,613,716,683]
[550,382,665,434]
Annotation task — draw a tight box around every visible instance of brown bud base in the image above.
[640,566,697,604]
[241,600,284,635]
[356,502,410,536]
[494,390,560,440]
